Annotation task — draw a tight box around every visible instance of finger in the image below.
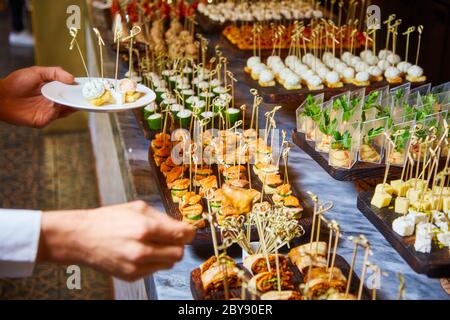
[132,244,184,264]
[143,209,196,245]
[119,262,175,282]
[54,104,77,118]
[34,66,75,84]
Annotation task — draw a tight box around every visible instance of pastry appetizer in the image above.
[82,79,112,106]
[282,196,303,218]
[179,192,205,229]
[368,66,383,82]
[118,78,142,103]
[248,271,294,294]
[199,175,218,197]
[168,178,190,203]
[406,65,426,83]
[200,258,241,293]
[243,254,288,275]
[272,184,293,204]
[153,147,171,167]
[384,66,403,84]
[353,71,370,87]
[324,71,343,88]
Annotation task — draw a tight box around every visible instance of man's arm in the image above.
[1,202,196,281]
[0,209,42,278]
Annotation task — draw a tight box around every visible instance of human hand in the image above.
[0,66,76,128]
[39,201,196,281]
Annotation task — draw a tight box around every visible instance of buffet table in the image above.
[90,104,448,300]
[86,3,448,300]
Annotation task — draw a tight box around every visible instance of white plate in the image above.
[41,77,156,113]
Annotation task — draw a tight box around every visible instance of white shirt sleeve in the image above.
[0,209,42,278]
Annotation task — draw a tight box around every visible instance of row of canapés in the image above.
[246,50,425,91]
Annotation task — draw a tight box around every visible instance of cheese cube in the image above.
[426,196,443,211]
[375,183,395,195]
[414,235,432,253]
[432,186,450,196]
[437,232,450,247]
[436,221,449,232]
[371,191,392,209]
[392,216,415,236]
[407,188,423,203]
[443,197,450,214]
[390,180,409,197]
[412,200,431,212]
[432,210,446,222]
[407,211,428,225]
[416,222,434,237]
[394,197,410,215]
[407,179,427,191]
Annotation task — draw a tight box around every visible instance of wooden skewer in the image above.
[403,26,416,64]
[416,25,424,65]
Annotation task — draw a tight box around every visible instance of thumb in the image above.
[35,66,75,84]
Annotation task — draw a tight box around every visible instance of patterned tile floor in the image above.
[0,6,112,299]
[0,124,113,300]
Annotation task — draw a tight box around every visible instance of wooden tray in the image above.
[190,255,371,300]
[147,137,313,246]
[357,192,450,278]
[247,76,399,106]
[292,131,403,182]
[190,261,303,301]
[196,11,228,35]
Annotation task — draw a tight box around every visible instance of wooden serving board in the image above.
[292,131,402,182]
[243,76,397,106]
[357,192,450,278]
[190,261,303,301]
[190,256,371,300]
[147,138,313,246]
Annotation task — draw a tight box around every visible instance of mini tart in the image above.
[386,76,403,84]
[244,66,252,74]
[369,75,383,82]
[306,82,324,91]
[342,77,354,85]
[324,80,343,89]
[251,71,261,81]
[406,75,427,83]
[91,90,112,106]
[352,79,370,87]
[258,79,276,87]
[282,82,302,90]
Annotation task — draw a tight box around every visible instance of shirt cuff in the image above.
[0,209,42,278]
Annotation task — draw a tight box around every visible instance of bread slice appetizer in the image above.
[248,271,294,294]
[260,290,304,300]
[243,254,288,275]
[200,256,241,293]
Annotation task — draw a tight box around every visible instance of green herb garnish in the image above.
[331,130,352,150]
[301,94,321,122]
[364,126,385,144]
